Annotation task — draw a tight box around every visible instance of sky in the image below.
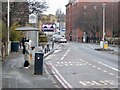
[43,0,69,15]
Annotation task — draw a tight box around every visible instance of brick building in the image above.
[66,0,119,42]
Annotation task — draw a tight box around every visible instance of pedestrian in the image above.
[52,41,54,49]
[23,41,30,68]
[21,36,26,54]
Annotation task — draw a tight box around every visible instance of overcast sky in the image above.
[43,0,69,15]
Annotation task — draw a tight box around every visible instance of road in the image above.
[45,42,119,89]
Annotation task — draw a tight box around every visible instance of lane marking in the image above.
[80,59,82,61]
[109,73,114,76]
[97,67,101,70]
[99,80,107,85]
[79,81,86,86]
[103,70,107,73]
[65,64,68,66]
[48,61,73,88]
[116,76,120,78]
[97,61,118,72]
[105,80,118,85]
[92,81,101,86]
[69,62,72,63]
[52,70,68,88]
[89,64,91,65]
[61,48,70,60]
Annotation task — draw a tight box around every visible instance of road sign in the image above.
[29,14,37,23]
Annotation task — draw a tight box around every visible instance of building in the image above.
[38,14,58,32]
[66,0,119,42]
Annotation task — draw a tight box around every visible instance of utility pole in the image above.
[102,3,106,49]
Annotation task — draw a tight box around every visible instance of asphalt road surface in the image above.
[45,42,119,89]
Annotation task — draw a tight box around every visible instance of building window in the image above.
[94,5,97,9]
[84,5,87,9]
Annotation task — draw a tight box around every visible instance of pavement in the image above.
[2,43,62,89]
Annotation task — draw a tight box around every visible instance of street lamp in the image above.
[58,17,60,30]
[102,3,106,49]
[7,0,10,55]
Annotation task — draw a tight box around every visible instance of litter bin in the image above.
[34,52,44,75]
[11,41,19,52]
[104,41,108,49]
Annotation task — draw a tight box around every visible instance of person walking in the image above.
[23,41,30,68]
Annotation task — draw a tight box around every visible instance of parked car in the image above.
[58,37,67,43]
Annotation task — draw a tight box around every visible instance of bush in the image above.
[10,21,22,41]
[2,21,8,43]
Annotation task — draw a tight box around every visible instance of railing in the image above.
[39,42,54,54]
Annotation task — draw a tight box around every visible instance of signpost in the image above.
[29,14,37,24]
[29,13,38,49]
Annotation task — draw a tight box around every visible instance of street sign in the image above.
[42,23,56,32]
[29,14,37,23]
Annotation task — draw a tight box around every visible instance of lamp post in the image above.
[58,17,60,30]
[102,3,106,49]
[7,0,10,55]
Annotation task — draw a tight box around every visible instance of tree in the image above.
[28,0,49,15]
[56,9,66,22]
[10,21,22,41]
[2,21,8,43]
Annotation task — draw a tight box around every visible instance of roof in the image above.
[15,26,39,31]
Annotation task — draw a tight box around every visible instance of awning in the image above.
[15,26,39,31]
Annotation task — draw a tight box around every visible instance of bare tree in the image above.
[28,0,49,15]
[56,9,66,22]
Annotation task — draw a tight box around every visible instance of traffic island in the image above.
[94,48,114,51]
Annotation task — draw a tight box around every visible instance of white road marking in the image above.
[86,81,94,85]
[65,64,68,66]
[105,80,118,85]
[61,48,70,60]
[70,64,73,66]
[99,80,107,85]
[93,66,96,68]
[109,73,114,75]
[52,70,68,88]
[80,59,82,61]
[48,61,73,88]
[97,61,118,72]
[89,64,91,65]
[103,70,107,73]
[97,67,101,70]
[57,62,60,64]
[69,62,72,63]
[79,81,86,86]
[92,81,102,86]
[116,76,120,78]
[60,65,63,67]
[79,80,117,86]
